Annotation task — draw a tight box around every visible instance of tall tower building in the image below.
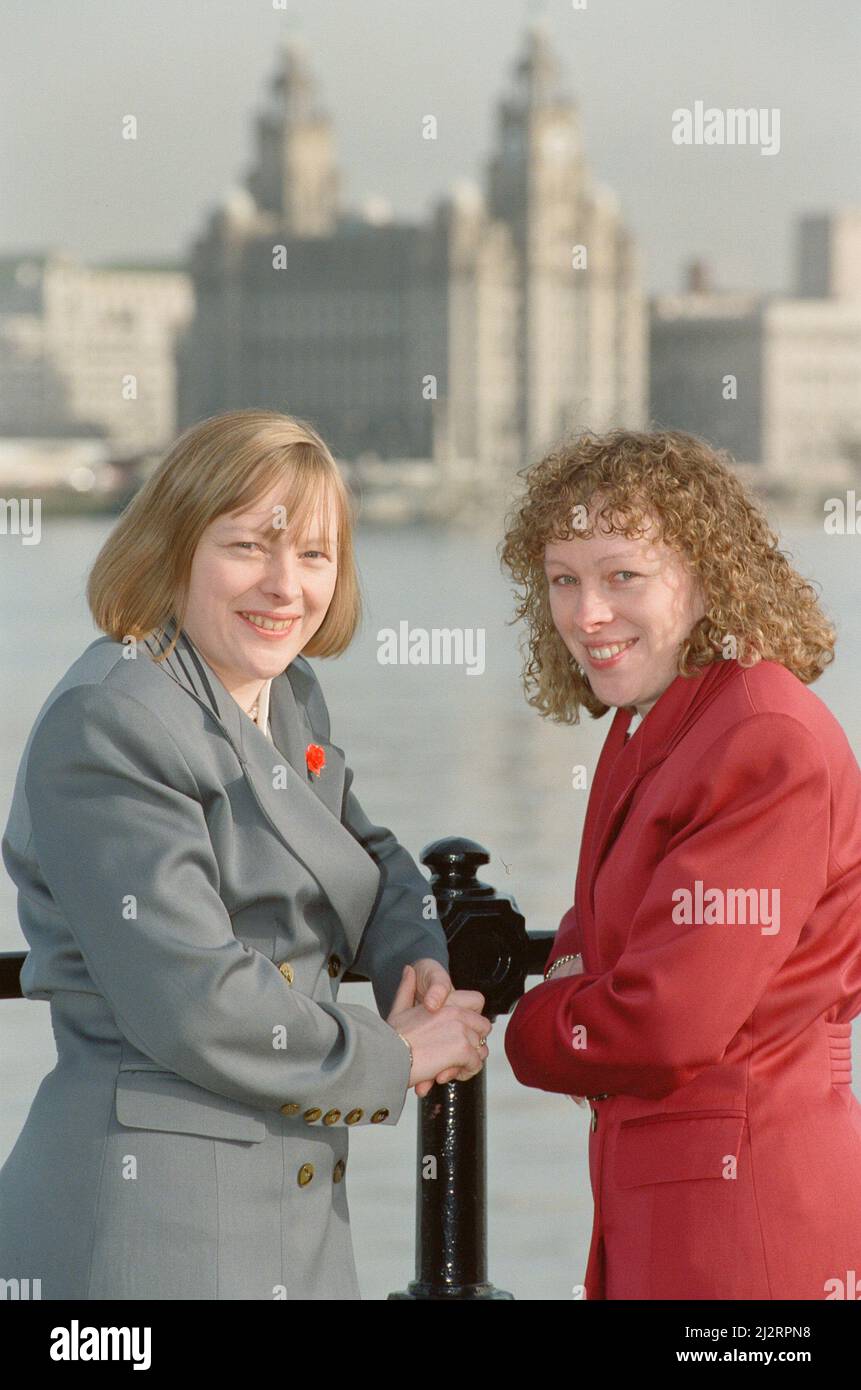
[486,22,646,458]
[244,37,340,235]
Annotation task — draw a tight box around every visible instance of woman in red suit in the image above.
[501,428,861,1301]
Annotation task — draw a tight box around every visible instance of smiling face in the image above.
[543,507,707,718]
[180,480,339,711]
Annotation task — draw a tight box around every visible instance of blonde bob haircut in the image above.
[499,427,836,725]
[87,408,360,663]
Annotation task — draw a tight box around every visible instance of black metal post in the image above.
[389,836,543,1301]
[0,951,24,1000]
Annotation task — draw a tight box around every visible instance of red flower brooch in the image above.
[305,743,326,778]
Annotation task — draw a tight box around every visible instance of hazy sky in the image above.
[1,0,859,293]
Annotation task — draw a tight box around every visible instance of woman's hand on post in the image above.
[414,984,491,1094]
[409,958,486,1019]
[387,964,491,1097]
[410,958,454,1010]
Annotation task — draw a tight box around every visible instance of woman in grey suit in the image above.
[0,408,491,1300]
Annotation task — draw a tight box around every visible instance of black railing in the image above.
[0,836,553,1300]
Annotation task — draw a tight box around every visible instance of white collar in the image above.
[252,677,273,735]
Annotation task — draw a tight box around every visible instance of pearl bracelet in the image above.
[544,952,582,981]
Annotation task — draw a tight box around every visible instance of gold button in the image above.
[297,1163,314,1186]
[370,1108,389,1124]
[303,1107,322,1123]
[322,1109,341,1125]
[345,1109,363,1125]
[277,961,294,985]
[327,953,341,978]
[280,1102,300,1117]
[333,1159,346,1183]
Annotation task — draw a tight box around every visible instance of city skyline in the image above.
[2,3,860,516]
[2,0,859,294]
[173,24,644,487]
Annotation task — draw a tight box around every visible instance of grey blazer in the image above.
[0,617,449,1299]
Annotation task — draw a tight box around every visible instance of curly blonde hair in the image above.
[499,428,835,724]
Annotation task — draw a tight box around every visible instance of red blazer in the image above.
[504,658,861,1299]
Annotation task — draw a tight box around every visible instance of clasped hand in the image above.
[387,959,492,1098]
